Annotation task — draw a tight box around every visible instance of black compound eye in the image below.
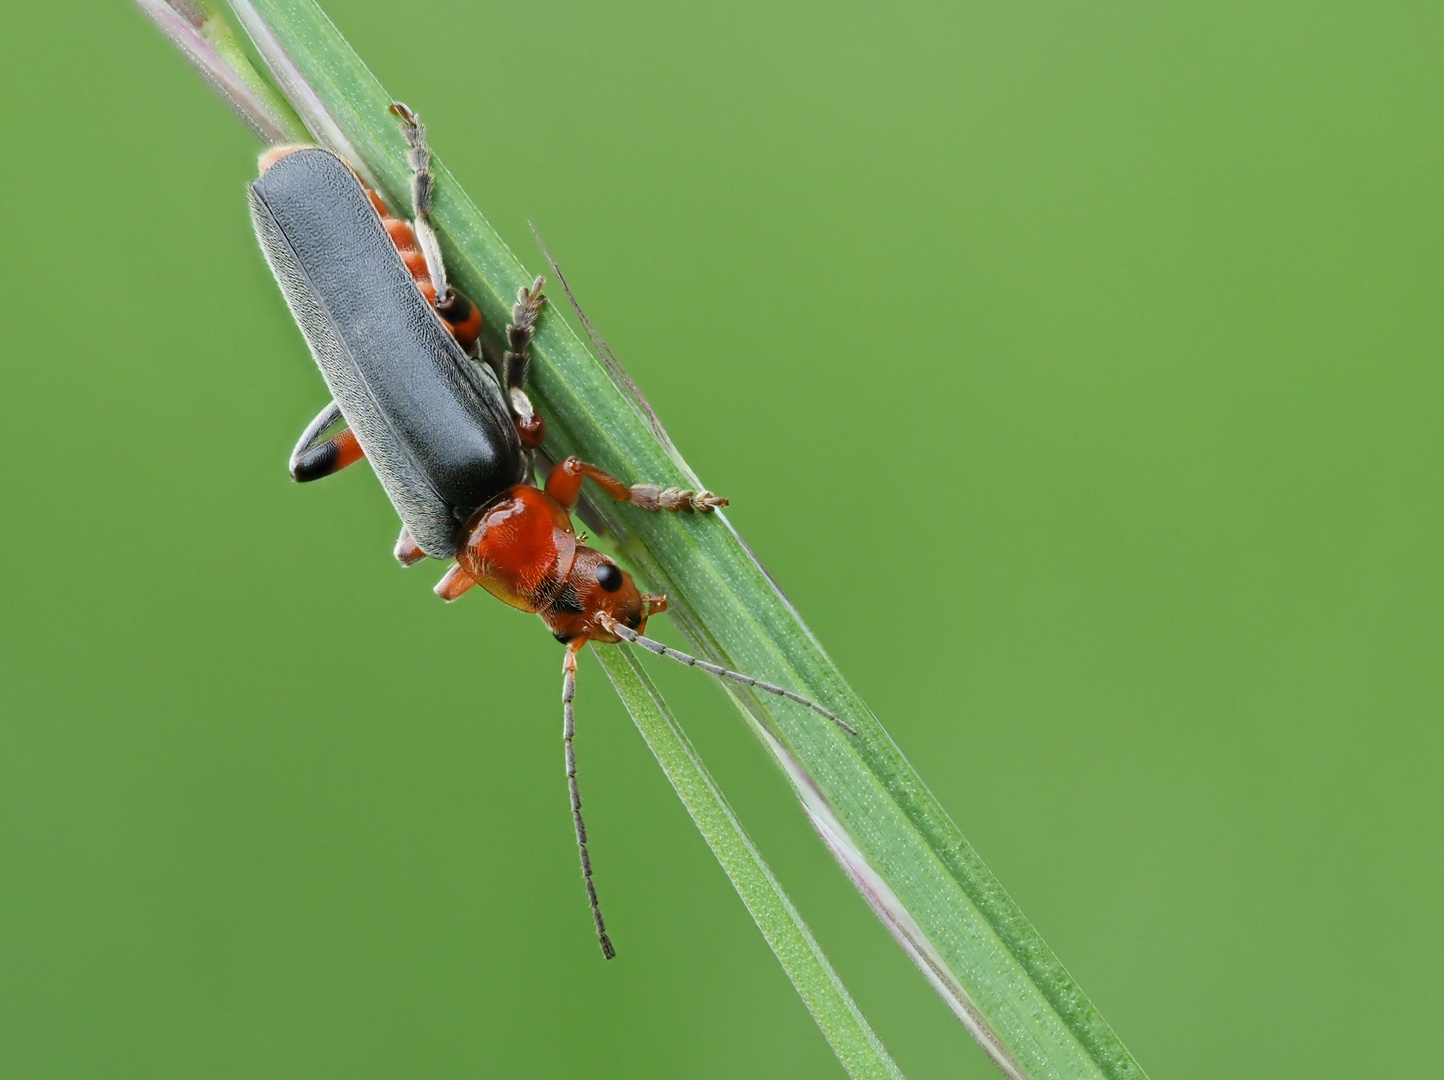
[596,562,624,593]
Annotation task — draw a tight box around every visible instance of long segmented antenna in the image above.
[598,616,858,736]
[562,643,616,959]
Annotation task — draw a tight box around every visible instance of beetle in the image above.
[247,104,851,957]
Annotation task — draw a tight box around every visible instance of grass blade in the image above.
[151,1,1151,1074]
[142,2,905,1072]
[595,647,904,1080]
[134,0,305,144]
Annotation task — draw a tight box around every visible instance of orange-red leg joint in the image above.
[436,292,483,354]
[435,563,477,602]
[545,457,632,511]
[517,413,546,450]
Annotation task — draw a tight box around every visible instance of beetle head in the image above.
[544,546,666,645]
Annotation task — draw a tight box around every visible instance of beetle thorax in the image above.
[454,486,647,642]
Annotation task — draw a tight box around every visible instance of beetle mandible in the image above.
[247,104,852,958]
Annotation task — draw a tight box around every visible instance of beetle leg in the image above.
[503,278,548,448]
[434,291,483,355]
[545,456,727,514]
[434,563,476,601]
[394,527,426,567]
[504,277,546,398]
[391,102,452,307]
[290,400,366,482]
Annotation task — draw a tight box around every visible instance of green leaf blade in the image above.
[179,2,1152,1074]
[597,647,904,1080]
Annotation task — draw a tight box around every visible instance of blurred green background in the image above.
[2,1,1440,1076]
